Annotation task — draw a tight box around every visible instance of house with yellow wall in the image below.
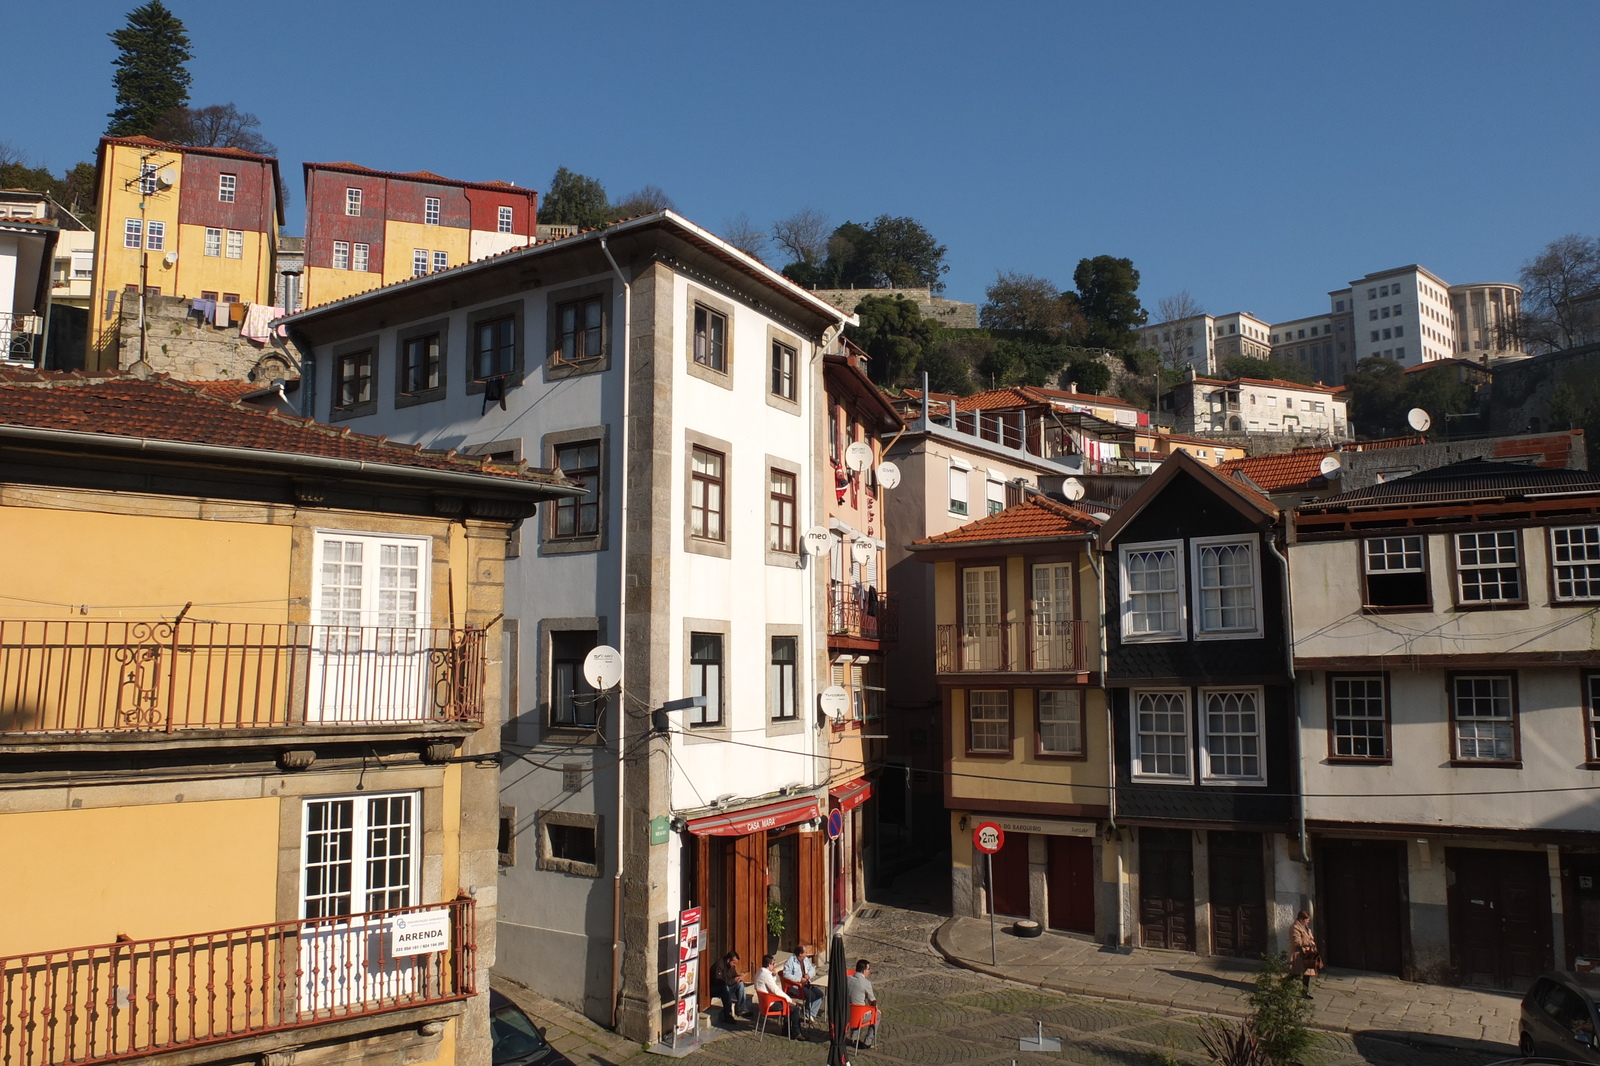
[0,370,579,1066]
[89,136,283,369]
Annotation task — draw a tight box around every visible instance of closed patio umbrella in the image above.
[827,932,849,1066]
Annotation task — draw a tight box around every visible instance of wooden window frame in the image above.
[685,286,735,390]
[693,304,728,373]
[332,347,374,414]
[1447,671,1521,767]
[1550,524,1600,605]
[1450,529,1527,610]
[551,440,602,542]
[769,635,799,722]
[554,294,605,367]
[468,302,524,389]
[1325,672,1392,764]
[688,631,725,728]
[1191,534,1263,640]
[1585,672,1600,768]
[394,319,447,406]
[1361,533,1432,613]
[768,467,797,555]
[771,338,797,401]
[689,445,727,544]
[965,689,1012,756]
[549,629,601,729]
[1034,688,1086,760]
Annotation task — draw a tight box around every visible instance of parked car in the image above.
[1521,972,1600,1063]
[490,990,576,1066]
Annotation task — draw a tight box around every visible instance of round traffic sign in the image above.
[827,809,844,840]
[973,821,1005,855]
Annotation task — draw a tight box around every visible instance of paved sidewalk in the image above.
[491,977,645,1066]
[934,916,1521,1052]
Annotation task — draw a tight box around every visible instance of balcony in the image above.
[827,582,898,643]
[935,620,1089,673]
[1,312,39,366]
[0,899,474,1066]
[0,621,486,737]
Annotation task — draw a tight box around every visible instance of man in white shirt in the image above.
[754,954,801,1040]
[781,943,826,1022]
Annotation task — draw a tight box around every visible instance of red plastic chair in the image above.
[847,1003,880,1049]
[755,991,790,1041]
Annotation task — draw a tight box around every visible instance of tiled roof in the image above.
[1298,458,1600,511]
[1190,376,1345,394]
[303,160,535,195]
[1218,449,1334,493]
[185,380,259,402]
[0,370,573,488]
[100,134,278,164]
[1022,385,1134,408]
[912,495,1102,548]
[898,385,1132,413]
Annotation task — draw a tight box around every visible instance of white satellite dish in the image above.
[875,461,901,489]
[802,525,832,557]
[1091,511,1112,522]
[582,645,622,690]
[851,538,874,565]
[162,251,178,267]
[1061,477,1086,502]
[1406,407,1432,432]
[155,167,177,189]
[1318,454,1342,479]
[818,686,850,720]
[844,441,873,473]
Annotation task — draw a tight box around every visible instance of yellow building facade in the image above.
[0,374,578,1066]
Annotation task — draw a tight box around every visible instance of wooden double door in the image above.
[1139,829,1195,951]
[1318,839,1405,975]
[1447,847,1553,990]
[1208,832,1267,958]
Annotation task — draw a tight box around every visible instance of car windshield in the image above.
[490,1000,549,1065]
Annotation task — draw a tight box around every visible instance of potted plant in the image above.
[766,900,786,955]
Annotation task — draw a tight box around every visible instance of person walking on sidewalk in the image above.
[1289,910,1322,996]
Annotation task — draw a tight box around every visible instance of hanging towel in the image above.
[212,301,230,327]
[241,303,281,342]
[190,298,216,321]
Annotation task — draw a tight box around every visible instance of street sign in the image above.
[650,815,670,846]
[827,808,844,840]
[973,821,1005,855]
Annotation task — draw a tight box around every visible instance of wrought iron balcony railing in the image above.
[826,581,898,642]
[1,312,39,366]
[0,621,486,736]
[0,899,475,1066]
[935,620,1089,673]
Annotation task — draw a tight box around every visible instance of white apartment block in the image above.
[1270,304,1354,385]
[1346,265,1458,369]
[1450,282,1525,362]
[1138,311,1271,375]
[1166,371,1348,438]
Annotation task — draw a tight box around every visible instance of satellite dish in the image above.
[1091,511,1112,522]
[582,645,622,690]
[162,251,178,267]
[1318,454,1342,479]
[818,685,850,720]
[844,441,873,473]
[1406,408,1432,432]
[875,461,901,489]
[156,167,177,189]
[802,526,832,557]
[851,538,873,565]
[1061,477,1086,502]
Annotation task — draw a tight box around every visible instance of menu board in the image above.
[674,907,702,1040]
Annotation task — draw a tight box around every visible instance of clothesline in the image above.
[188,297,287,340]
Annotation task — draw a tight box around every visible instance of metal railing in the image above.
[1,312,39,365]
[0,899,475,1066]
[827,582,898,642]
[935,620,1088,672]
[0,621,486,735]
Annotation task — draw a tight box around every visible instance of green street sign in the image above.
[649,815,670,846]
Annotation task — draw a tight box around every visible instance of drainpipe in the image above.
[599,236,631,1031]
[810,324,841,794]
[1263,528,1307,874]
[1086,543,1120,945]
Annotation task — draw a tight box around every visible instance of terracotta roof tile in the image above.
[303,160,535,195]
[1218,449,1334,493]
[913,495,1102,548]
[184,380,259,402]
[100,134,277,164]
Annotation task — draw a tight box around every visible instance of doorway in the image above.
[1447,847,1553,989]
[1318,839,1404,975]
[767,832,799,955]
[989,831,1031,917]
[1139,828,1195,951]
[1047,835,1095,933]
[1209,832,1267,958]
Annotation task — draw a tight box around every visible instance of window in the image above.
[1455,530,1521,604]
[1382,328,1392,340]
[1134,690,1190,779]
[412,249,428,277]
[1037,690,1083,756]
[1395,347,1405,360]
[1394,325,1404,337]
[985,478,1005,516]
[1122,542,1183,640]
[203,227,222,257]
[1381,307,1391,319]
[1032,563,1074,670]
[123,218,142,249]
[424,197,440,225]
[498,205,514,233]
[689,447,726,541]
[1586,674,1600,763]
[968,690,1010,753]
[346,187,362,216]
[948,463,969,515]
[301,792,416,918]
[218,173,236,202]
[138,163,158,195]
[1201,689,1262,780]
[145,220,165,251]
[1551,525,1600,601]
[226,230,243,259]
[432,250,448,273]
[1193,537,1259,637]
[1336,300,1345,312]
[200,290,218,301]
[1379,285,1389,297]
[1451,674,1516,762]
[332,241,350,270]
[771,340,796,400]
[693,305,727,372]
[334,348,372,410]
[1369,309,1379,321]
[688,632,723,726]
[768,468,796,553]
[222,292,239,304]
[353,243,369,272]
[474,315,516,379]
[556,295,603,363]
[547,822,597,866]
[400,332,441,395]
[1330,675,1388,759]
[1368,288,1377,299]
[552,441,600,538]
[769,636,798,720]
[551,630,599,727]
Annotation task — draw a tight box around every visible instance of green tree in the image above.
[1072,255,1147,350]
[1549,365,1600,467]
[981,271,1081,341]
[846,295,937,386]
[1222,354,1316,385]
[150,103,275,155]
[804,216,949,292]
[106,1,192,137]
[1062,353,1112,394]
[920,337,977,395]
[1245,954,1313,1066]
[1345,356,1407,437]
[540,167,611,229]
[1404,364,1476,434]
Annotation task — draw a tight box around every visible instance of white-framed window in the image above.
[1031,563,1075,670]
[948,461,970,516]
[1192,535,1262,638]
[961,565,1002,670]
[986,477,1005,516]
[412,249,429,277]
[123,218,142,249]
[353,243,369,272]
[313,532,427,630]
[301,791,418,918]
[967,690,1010,753]
[1454,530,1521,604]
[218,173,236,203]
[424,197,440,225]
[204,227,222,257]
[498,205,514,233]
[1200,687,1263,782]
[332,241,350,271]
[1037,689,1082,756]
[346,187,363,216]
[1451,674,1516,762]
[432,250,448,273]
[1120,540,1184,642]
[144,220,165,251]
[1551,525,1600,602]
[225,229,243,259]
[138,163,158,195]
[1132,689,1191,780]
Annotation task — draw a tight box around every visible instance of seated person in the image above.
[754,954,802,1039]
[710,950,750,1027]
[847,960,879,1047]
[781,942,827,1022]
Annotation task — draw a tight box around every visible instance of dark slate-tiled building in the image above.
[1098,450,1303,957]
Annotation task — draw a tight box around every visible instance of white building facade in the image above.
[1166,373,1348,438]
[1138,311,1271,375]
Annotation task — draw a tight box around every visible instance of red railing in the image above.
[935,620,1088,672]
[0,621,486,735]
[827,582,898,642]
[0,899,475,1066]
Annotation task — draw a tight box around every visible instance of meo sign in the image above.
[391,909,451,957]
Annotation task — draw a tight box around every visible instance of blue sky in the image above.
[10,1,1599,323]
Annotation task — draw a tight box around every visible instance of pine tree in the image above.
[106,2,193,137]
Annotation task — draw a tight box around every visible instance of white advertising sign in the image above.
[390,909,451,957]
